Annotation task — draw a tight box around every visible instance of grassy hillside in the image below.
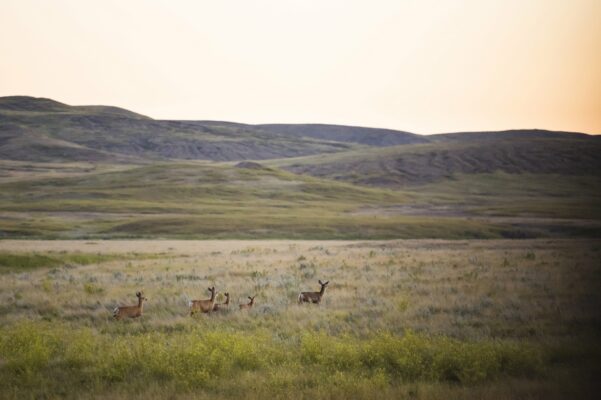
[429,128,595,142]
[0,162,415,239]
[1,96,600,240]
[3,96,598,179]
[256,123,427,146]
[1,96,431,163]
[275,136,601,187]
[0,97,364,162]
[0,95,150,119]
[0,161,599,239]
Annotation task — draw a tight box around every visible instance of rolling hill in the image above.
[1,96,425,162]
[275,133,601,187]
[2,96,599,184]
[1,95,600,239]
[3,96,599,182]
[256,123,427,146]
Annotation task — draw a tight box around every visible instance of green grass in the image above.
[0,322,558,399]
[1,162,599,240]
[0,239,600,398]
[0,251,155,273]
[412,172,601,219]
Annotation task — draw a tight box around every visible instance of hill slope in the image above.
[429,129,595,142]
[1,96,600,239]
[2,96,597,177]
[0,96,150,119]
[0,96,430,162]
[275,134,601,187]
[256,123,427,146]
[0,160,599,239]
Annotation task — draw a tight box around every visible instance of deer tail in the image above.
[182,293,192,308]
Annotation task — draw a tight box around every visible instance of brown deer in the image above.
[298,280,329,304]
[212,292,230,312]
[113,291,147,320]
[239,295,255,310]
[189,286,217,315]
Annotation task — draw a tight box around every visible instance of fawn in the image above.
[239,295,256,310]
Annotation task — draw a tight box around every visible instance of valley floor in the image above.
[0,239,600,399]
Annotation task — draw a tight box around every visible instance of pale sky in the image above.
[1,0,600,134]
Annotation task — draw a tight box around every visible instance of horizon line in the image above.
[1,94,599,136]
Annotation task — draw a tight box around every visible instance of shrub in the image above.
[300,331,545,383]
[0,322,548,397]
[83,282,104,294]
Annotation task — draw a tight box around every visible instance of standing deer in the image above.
[298,280,329,304]
[212,292,230,312]
[239,295,255,310]
[113,291,147,320]
[189,286,217,315]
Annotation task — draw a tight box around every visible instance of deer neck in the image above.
[137,297,144,310]
[319,286,326,296]
[224,296,229,305]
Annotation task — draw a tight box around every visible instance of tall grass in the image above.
[0,322,549,399]
[0,239,599,398]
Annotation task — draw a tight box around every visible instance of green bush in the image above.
[83,282,104,294]
[0,322,549,398]
[300,331,544,383]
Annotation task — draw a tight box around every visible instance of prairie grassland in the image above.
[0,239,600,399]
[1,162,600,240]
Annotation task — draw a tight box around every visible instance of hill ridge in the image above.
[1,96,598,180]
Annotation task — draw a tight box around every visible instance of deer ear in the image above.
[325,281,329,285]
[318,280,323,285]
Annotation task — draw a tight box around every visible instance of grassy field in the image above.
[1,161,599,240]
[0,239,599,399]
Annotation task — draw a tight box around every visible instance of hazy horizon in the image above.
[1,0,600,135]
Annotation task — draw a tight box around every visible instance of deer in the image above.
[113,291,147,320]
[239,295,256,310]
[298,280,329,304]
[212,292,230,312]
[189,286,217,315]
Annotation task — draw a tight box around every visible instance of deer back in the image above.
[190,287,217,314]
[298,291,322,303]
